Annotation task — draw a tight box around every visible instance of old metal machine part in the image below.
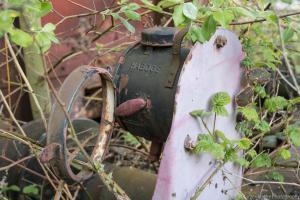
[43,66,115,182]
[113,27,190,142]
[0,118,100,199]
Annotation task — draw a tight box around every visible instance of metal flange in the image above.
[43,66,115,182]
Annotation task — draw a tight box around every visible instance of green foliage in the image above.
[237,138,252,150]
[238,106,259,122]
[0,185,21,193]
[287,125,300,147]
[158,0,184,8]
[9,29,33,47]
[266,171,284,182]
[189,109,210,118]
[36,23,59,52]
[1,1,58,51]
[211,92,231,116]
[212,10,234,28]
[188,15,216,43]
[254,85,267,98]
[182,2,198,20]
[264,96,289,113]
[278,148,291,160]
[121,132,140,145]
[251,153,272,168]
[193,134,225,160]
[247,149,257,158]
[23,185,39,196]
[173,5,186,27]
[254,120,270,132]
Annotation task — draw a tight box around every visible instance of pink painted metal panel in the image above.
[153,29,245,200]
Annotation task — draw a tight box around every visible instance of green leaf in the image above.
[0,10,19,31]
[232,7,258,19]
[254,85,267,98]
[288,125,300,147]
[213,10,234,28]
[35,31,58,53]
[278,148,291,160]
[120,0,129,3]
[7,0,26,6]
[121,132,140,145]
[267,171,284,182]
[42,23,56,32]
[283,26,294,42]
[235,192,247,200]
[39,2,53,17]
[194,134,225,159]
[234,157,250,167]
[211,92,231,116]
[264,96,289,113]
[182,2,198,20]
[211,0,224,7]
[264,11,277,24]
[140,0,162,12]
[190,109,211,118]
[238,106,259,122]
[238,138,252,150]
[119,17,135,33]
[173,5,186,27]
[1,185,21,192]
[9,29,33,47]
[23,185,39,196]
[254,120,271,132]
[128,3,140,10]
[124,10,141,21]
[212,92,231,107]
[247,149,257,158]
[251,153,272,168]
[215,130,231,144]
[158,0,183,8]
[214,106,228,116]
[200,15,217,41]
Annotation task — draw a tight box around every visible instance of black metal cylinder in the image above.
[114,27,190,142]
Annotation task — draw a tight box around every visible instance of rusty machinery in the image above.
[0,27,190,198]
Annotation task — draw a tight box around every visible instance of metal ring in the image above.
[46,66,115,182]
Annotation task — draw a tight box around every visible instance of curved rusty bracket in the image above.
[46,66,115,182]
[165,26,189,88]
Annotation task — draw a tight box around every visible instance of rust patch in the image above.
[115,98,146,117]
[146,98,152,109]
[40,143,60,163]
[118,74,129,93]
[184,53,193,65]
[118,56,125,64]
[214,35,227,49]
[184,134,195,151]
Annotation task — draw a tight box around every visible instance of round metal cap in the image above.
[141,27,176,47]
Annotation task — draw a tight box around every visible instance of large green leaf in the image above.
[182,2,198,20]
[173,5,186,27]
[120,17,135,33]
[264,96,289,113]
[0,10,19,31]
[9,29,33,47]
[213,10,234,28]
[288,125,300,147]
[124,10,141,21]
[158,0,183,8]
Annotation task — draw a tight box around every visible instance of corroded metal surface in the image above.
[114,27,189,142]
[45,66,115,182]
[153,29,244,199]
